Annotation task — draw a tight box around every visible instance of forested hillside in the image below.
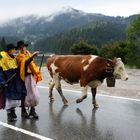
[34,21,127,54]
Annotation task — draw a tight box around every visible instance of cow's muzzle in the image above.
[123,77,128,81]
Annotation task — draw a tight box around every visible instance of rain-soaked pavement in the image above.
[0,86,140,140]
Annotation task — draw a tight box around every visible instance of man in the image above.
[0,44,27,122]
[16,40,42,119]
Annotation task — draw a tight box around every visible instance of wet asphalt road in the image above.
[0,87,140,140]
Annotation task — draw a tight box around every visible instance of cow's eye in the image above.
[119,67,123,70]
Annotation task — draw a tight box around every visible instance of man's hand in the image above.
[32,51,39,57]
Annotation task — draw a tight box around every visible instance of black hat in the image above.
[17,40,28,48]
[6,44,17,51]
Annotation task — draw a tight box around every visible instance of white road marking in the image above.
[38,85,140,102]
[0,121,53,140]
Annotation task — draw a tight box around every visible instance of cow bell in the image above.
[106,76,115,87]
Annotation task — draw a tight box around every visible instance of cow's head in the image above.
[113,58,128,81]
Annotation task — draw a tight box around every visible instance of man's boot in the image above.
[11,108,17,119]
[21,107,29,118]
[29,107,39,119]
[7,109,17,122]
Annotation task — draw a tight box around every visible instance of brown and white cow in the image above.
[46,55,128,108]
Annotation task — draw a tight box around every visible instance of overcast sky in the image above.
[0,0,140,22]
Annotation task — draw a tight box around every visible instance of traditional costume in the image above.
[0,44,26,121]
[16,40,42,119]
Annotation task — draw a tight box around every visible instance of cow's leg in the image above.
[57,87,68,105]
[76,86,88,103]
[91,88,99,108]
[49,80,55,102]
[54,74,68,105]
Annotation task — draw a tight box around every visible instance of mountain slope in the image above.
[0,7,135,39]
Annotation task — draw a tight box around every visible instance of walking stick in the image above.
[0,73,17,94]
[36,54,44,83]
[39,54,45,71]
[5,73,17,84]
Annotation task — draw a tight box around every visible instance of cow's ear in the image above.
[116,58,122,61]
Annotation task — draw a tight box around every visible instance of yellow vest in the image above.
[0,51,18,71]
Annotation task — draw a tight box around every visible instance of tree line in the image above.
[70,14,140,68]
[34,21,126,54]
[0,37,6,51]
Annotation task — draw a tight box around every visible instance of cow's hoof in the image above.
[50,97,54,102]
[63,99,68,106]
[83,95,87,99]
[94,104,99,108]
[64,102,68,106]
[76,98,82,103]
[64,103,68,106]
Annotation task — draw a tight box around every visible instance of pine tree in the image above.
[0,37,7,51]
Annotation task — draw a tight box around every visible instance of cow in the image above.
[46,55,128,108]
